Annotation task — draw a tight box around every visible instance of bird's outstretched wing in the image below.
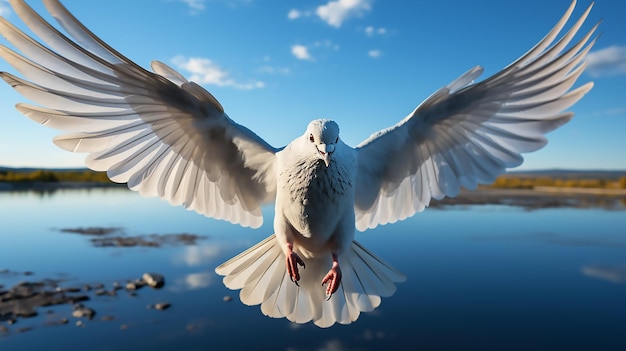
[0,0,279,228]
[354,1,597,231]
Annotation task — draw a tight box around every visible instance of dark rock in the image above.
[89,233,205,248]
[0,324,8,333]
[1,279,95,328]
[16,326,32,333]
[68,295,90,304]
[100,315,114,322]
[223,296,233,302]
[13,306,37,318]
[59,227,121,236]
[62,287,81,293]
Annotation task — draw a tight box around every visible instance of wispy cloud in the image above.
[177,0,206,13]
[172,55,265,90]
[316,0,373,28]
[292,45,313,61]
[368,49,382,58]
[288,9,312,20]
[291,41,340,61]
[257,66,291,75]
[364,26,387,36]
[0,1,11,17]
[592,107,626,118]
[586,45,626,77]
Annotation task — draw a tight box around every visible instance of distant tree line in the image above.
[490,175,626,190]
[0,169,113,183]
[1,169,625,190]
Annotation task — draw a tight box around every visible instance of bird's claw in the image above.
[321,263,342,299]
[286,249,305,285]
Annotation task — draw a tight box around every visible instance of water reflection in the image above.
[582,264,626,283]
[173,244,222,267]
[2,189,626,350]
[470,231,626,250]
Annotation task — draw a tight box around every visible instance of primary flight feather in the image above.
[0,0,597,327]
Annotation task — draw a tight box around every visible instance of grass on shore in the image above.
[1,169,625,191]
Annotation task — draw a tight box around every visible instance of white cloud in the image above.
[364,26,386,36]
[288,8,314,20]
[292,45,313,61]
[179,0,206,12]
[316,0,373,28]
[172,55,265,90]
[291,41,339,61]
[288,9,302,19]
[0,1,11,17]
[586,45,626,77]
[368,49,381,58]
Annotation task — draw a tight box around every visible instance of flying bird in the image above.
[0,0,598,327]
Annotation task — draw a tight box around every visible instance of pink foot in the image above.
[285,243,305,285]
[321,254,342,300]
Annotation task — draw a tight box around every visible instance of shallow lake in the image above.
[1,188,625,350]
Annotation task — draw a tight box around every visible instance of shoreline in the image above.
[0,181,127,192]
[2,181,626,197]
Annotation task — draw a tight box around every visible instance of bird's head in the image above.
[304,119,340,167]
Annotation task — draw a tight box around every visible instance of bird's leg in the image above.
[285,242,305,286]
[322,253,342,300]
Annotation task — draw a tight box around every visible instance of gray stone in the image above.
[72,307,95,320]
[153,302,171,310]
[142,273,165,289]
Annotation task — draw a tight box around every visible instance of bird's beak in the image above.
[318,144,335,168]
[323,154,331,168]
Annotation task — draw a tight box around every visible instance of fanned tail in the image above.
[215,234,406,328]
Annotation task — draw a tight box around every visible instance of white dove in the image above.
[0,0,597,327]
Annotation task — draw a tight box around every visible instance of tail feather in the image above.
[215,234,406,328]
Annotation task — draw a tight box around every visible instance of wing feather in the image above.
[355,1,597,231]
[0,0,278,228]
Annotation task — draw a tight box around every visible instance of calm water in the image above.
[1,189,625,350]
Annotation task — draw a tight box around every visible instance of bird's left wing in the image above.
[0,0,279,228]
[354,1,597,231]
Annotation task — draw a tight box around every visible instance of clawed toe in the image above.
[286,249,305,285]
[321,258,342,299]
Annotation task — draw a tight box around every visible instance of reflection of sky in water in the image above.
[1,189,626,350]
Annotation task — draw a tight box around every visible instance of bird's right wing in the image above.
[0,0,279,228]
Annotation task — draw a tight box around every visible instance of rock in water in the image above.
[142,273,165,289]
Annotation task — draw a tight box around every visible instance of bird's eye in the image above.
[309,134,314,143]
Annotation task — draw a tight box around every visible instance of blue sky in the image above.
[0,0,624,170]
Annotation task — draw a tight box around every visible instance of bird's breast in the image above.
[279,158,354,237]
